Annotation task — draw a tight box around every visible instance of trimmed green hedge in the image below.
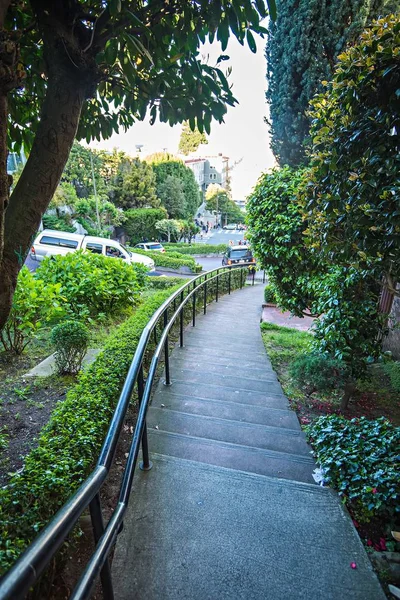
[164,243,228,255]
[0,268,247,577]
[131,248,202,273]
[147,276,189,289]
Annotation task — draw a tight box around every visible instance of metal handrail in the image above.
[0,264,254,600]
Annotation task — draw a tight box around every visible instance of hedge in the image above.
[147,276,189,289]
[164,243,228,255]
[131,248,202,273]
[0,268,248,579]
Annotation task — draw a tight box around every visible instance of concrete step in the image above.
[169,368,283,394]
[148,407,311,456]
[148,429,315,483]
[113,454,386,600]
[186,331,265,349]
[170,360,277,381]
[175,344,268,362]
[171,348,271,370]
[151,393,299,429]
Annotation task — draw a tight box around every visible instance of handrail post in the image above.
[180,291,184,347]
[89,494,114,600]
[240,268,244,289]
[137,365,152,471]
[203,274,207,314]
[252,268,255,286]
[192,280,196,326]
[263,270,266,284]
[163,310,171,385]
[153,322,157,345]
[228,268,231,295]
[216,269,219,302]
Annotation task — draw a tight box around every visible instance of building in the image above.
[234,199,246,212]
[184,154,229,198]
[7,150,26,174]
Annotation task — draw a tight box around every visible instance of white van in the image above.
[31,230,155,271]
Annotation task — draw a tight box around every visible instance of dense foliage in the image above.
[0,268,64,354]
[289,353,349,395]
[124,207,168,244]
[164,243,228,255]
[110,159,159,210]
[303,15,400,296]
[36,252,143,318]
[132,248,202,273]
[265,0,398,167]
[51,320,89,375]
[147,152,201,219]
[306,415,400,523]
[156,175,186,219]
[247,167,318,316]
[178,121,208,155]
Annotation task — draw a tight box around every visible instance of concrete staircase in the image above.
[112,285,385,600]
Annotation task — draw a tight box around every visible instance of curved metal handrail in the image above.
[0,264,253,600]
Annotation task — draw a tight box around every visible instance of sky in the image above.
[90,33,276,200]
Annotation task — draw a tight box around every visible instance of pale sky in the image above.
[91,34,275,200]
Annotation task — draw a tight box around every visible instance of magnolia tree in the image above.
[0,0,275,329]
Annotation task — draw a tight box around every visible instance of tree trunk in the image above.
[0,71,87,329]
[341,381,355,410]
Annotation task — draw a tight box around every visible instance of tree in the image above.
[155,218,182,242]
[0,0,273,330]
[178,121,208,155]
[147,152,201,218]
[205,183,243,225]
[124,207,168,244]
[111,159,159,210]
[157,175,186,219]
[303,14,400,297]
[266,0,399,167]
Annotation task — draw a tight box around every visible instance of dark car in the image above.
[222,246,256,270]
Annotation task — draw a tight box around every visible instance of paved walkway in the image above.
[112,285,384,599]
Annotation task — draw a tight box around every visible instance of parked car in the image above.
[223,223,238,231]
[31,230,155,271]
[222,245,256,271]
[135,242,165,253]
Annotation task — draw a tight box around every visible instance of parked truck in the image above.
[30,230,155,271]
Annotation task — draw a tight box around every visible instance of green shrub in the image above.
[264,283,277,304]
[289,352,349,394]
[0,269,247,576]
[383,362,400,393]
[131,248,202,273]
[147,276,189,290]
[124,207,168,244]
[51,321,89,375]
[163,243,228,255]
[305,415,400,523]
[36,251,143,318]
[0,267,64,354]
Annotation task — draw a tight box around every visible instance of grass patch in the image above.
[260,321,400,425]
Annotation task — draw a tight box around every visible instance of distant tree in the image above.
[63,143,104,198]
[266,0,399,167]
[155,219,182,242]
[205,184,243,225]
[157,175,186,219]
[178,121,208,155]
[147,153,200,218]
[112,159,159,210]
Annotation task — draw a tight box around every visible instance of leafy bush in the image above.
[0,267,64,354]
[305,415,400,523]
[36,251,143,317]
[0,270,247,576]
[163,243,228,255]
[42,213,76,233]
[124,207,168,244]
[147,276,189,289]
[289,352,349,394]
[51,321,89,375]
[264,283,277,304]
[383,362,400,393]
